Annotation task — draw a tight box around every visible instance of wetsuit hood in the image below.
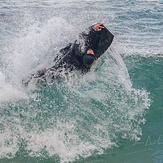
[83,53,96,66]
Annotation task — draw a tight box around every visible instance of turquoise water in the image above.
[0,0,163,162]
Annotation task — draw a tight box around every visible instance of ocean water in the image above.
[0,0,163,163]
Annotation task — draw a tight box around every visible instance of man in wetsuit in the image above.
[22,23,114,85]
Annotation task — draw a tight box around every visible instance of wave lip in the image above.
[0,50,150,162]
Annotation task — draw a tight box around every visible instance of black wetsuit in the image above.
[22,25,114,86]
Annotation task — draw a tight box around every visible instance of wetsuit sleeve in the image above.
[81,25,102,52]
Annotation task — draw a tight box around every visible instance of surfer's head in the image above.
[83,49,96,66]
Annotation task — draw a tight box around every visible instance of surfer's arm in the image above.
[83,23,103,51]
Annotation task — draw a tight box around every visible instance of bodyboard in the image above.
[95,25,114,58]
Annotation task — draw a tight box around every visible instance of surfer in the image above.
[22,23,114,86]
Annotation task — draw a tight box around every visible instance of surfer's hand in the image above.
[87,49,94,55]
[94,23,104,31]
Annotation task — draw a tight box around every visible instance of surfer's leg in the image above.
[22,68,47,86]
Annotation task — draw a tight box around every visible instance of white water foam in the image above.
[11,17,77,83]
[0,9,151,163]
[0,72,26,103]
[0,47,150,163]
